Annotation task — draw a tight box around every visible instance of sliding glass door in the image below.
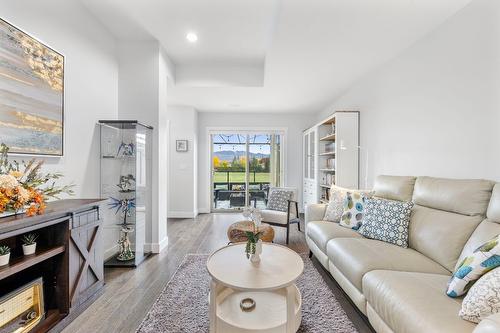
[211,131,284,212]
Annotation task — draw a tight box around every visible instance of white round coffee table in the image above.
[207,243,304,333]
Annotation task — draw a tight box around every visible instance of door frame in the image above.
[207,127,288,213]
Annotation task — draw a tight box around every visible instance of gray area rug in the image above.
[137,253,358,333]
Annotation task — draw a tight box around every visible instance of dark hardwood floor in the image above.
[63,213,373,333]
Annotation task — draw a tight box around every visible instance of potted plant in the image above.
[245,229,262,262]
[21,233,38,255]
[243,207,263,263]
[0,245,10,266]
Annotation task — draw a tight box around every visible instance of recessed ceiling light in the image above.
[186,32,198,43]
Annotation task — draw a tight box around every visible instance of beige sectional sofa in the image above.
[305,175,500,333]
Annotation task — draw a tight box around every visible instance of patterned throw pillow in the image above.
[323,187,346,223]
[267,189,293,212]
[460,268,500,323]
[358,198,414,248]
[447,234,500,298]
[339,192,366,230]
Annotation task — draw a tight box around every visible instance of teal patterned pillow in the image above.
[358,198,413,248]
[339,192,366,230]
[447,234,500,298]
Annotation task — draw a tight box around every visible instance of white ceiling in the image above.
[81,0,473,113]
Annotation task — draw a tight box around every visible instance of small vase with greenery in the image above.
[21,233,38,255]
[243,207,263,263]
[0,245,10,266]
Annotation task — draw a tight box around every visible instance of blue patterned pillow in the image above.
[339,192,366,230]
[358,198,413,248]
[447,234,500,298]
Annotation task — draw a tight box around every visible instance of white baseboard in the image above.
[104,244,119,261]
[145,236,168,253]
[198,207,210,214]
[168,210,199,218]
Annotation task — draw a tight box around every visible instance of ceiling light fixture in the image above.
[186,32,198,43]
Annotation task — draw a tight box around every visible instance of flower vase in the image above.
[250,239,263,264]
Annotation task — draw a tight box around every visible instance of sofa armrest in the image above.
[473,313,500,333]
[305,204,327,224]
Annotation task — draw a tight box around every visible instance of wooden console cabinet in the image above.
[0,199,105,333]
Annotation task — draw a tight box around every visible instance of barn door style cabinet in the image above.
[302,111,359,209]
[0,199,105,333]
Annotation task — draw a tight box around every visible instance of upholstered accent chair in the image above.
[259,187,301,244]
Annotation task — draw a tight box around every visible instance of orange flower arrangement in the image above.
[0,144,73,217]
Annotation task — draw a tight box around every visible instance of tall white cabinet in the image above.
[302,111,359,209]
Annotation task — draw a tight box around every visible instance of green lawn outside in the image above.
[213,171,270,183]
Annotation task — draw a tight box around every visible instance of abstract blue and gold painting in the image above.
[0,18,64,156]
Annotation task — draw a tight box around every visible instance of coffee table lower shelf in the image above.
[212,285,302,333]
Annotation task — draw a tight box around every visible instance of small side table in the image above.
[227,221,275,243]
[207,243,304,333]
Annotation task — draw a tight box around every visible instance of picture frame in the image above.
[0,18,65,156]
[176,140,188,152]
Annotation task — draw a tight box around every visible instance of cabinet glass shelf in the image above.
[99,120,153,268]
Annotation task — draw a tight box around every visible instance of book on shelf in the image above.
[326,158,336,170]
[327,173,335,185]
[324,142,335,153]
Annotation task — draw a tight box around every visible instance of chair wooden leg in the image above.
[297,220,301,232]
[286,224,290,244]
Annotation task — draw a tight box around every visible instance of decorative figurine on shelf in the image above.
[117,174,136,193]
[242,207,263,263]
[108,197,136,224]
[117,225,135,261]
[117,141,135,157]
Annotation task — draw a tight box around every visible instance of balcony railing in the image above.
[213,170,270,209]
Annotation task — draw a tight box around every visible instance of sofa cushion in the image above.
[326,238,449,291]
[413,176,493,216]
[487,184,500,222]
[374,175,416,202]
[261,209,287,225]
[363,270,476,333]
[409,205,483,272]
[306,221,362,254]
[358,198,413,248]
[447,234,500,297]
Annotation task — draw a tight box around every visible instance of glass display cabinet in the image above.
[99,120,153,267]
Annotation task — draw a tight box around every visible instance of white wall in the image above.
[117,41,171,253]
[197,112,309,213]
[0,0,119,197]
[317,0,500,187]
[167,105,198,218]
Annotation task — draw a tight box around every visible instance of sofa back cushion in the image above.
[488,184,500,221]
[413,176,493,216]
[409,205,483,272]
[373,175,416,202]
[455,184,500,271]
[408,177,494,272]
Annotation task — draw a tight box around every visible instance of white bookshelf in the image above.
[302,111,359,209]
